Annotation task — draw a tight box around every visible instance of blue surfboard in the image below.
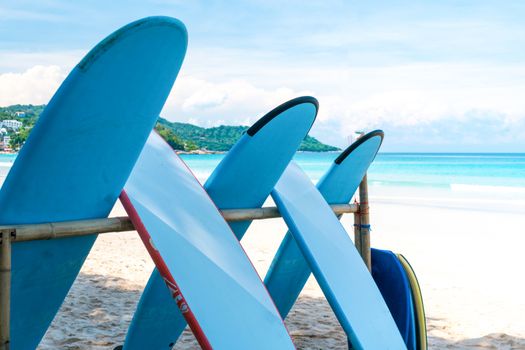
[121,132,295,350]
[265,131,384,317]
[0,17,187,349]
[124,97,318,349]
[371,248,416,350]
[271,162,406,349]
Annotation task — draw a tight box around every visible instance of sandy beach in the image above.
[36,189,525,350]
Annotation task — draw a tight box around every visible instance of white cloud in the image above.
[0,65,67,106]
[180,49,525,127]
[1,58,524,151]
[330,63,525,137]
[164,76,313,126]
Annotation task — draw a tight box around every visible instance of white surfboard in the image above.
[121,132,295,350]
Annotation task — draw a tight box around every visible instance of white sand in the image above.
[39,196,525,349]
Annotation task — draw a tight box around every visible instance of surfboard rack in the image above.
[0,179,372,350]
[0,204,359,243]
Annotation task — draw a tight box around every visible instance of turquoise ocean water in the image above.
[180,152,525,187]
[1,152,523,212]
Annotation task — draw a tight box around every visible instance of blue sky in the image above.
[1,0,524,152]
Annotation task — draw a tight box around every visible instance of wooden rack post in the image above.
[0,229,12,350]
[357,174,372,271]
[353,208,362,258]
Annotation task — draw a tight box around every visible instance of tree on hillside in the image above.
[9,127,31,151]
[155,123,198,151]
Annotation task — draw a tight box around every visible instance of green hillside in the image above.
[0,104,44,118]
[157,117,339,152]
[0,105,340,152]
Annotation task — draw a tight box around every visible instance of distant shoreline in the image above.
[3,150,525,156]
[2,149,342,156]
[175,150,343,155]
[175,150,225,155]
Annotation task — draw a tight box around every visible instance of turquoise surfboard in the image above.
[371,248,416,350]
[265,131,384,317]
[0,17,187,349]
[124,97,318,349]
[121,132,295,350]
[271,162,406,349]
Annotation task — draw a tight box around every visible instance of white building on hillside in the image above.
[0,120,22,130]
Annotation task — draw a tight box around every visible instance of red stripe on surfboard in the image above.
[119,190,212,350]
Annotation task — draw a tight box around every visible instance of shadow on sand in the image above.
[38,273,524,350]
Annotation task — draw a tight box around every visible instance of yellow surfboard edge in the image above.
[397,254,428,350]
